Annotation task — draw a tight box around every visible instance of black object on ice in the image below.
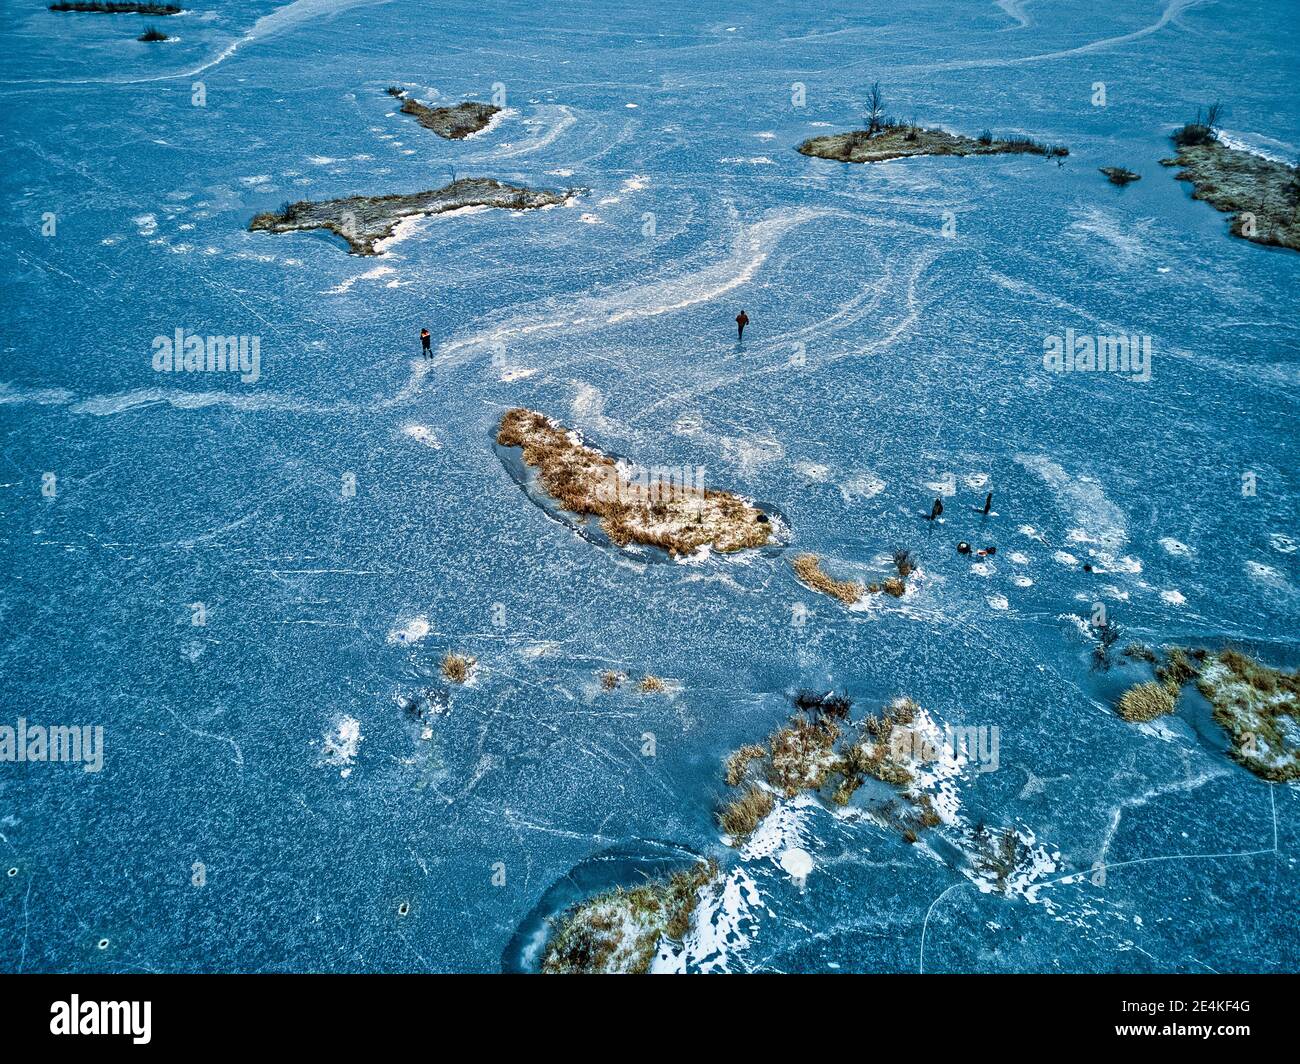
[927,497,943,521]
[736,310,749,340]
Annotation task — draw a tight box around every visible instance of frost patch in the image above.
[321,716,362,777]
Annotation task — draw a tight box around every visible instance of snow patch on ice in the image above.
[401,424,441,449]
[388,617,431,645]
[321,716,362,777]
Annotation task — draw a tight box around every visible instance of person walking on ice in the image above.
[735,310,749,341]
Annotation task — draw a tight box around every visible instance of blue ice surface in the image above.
[0,0,1297,973]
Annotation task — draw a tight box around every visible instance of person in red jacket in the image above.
[735,310,749,340]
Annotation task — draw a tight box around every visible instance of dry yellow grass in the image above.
[441,652,476,684]
[767,715,840,796]
[716,693,944,843]
[717,785,775,843]
[541,859,718,974]
[723,743,766,787]
[791,553,863,605]
[1115,681,1176,722]
[497,408,772,555]
[881,576,906,598]
[1197,649,1300,782]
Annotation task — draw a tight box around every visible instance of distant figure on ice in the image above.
[982,491,993,515]
[420,328,432,359]
[927,497,943,521]
[736,310,749,340]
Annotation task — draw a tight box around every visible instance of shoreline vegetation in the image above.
[798,82,1065,165]
[248,178,574,255]
[1116,645,1299,781]
[49,2,182,12]
[1161,106,1300,252]
[496,408,774,556]
[540,858,718,974]
[385,88,500,140]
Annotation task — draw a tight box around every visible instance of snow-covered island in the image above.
[385,88,500,139]
[248,178,575,255]
[541,859,719,974]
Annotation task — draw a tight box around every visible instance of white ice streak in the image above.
[437,209,829,364]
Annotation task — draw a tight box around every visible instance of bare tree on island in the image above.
[1174,100,1223,147]
[866,81,885,136]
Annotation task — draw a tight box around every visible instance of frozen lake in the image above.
[1,0,1297,972]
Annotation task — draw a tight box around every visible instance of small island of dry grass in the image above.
[1161,104,1300,252]
[1115,681,1176,722]
[249,178,574,256]
[791,549,914,606]
[497,408,773,556]
[1197,649,1300,781]
[598,671,667,694]
[386,88,500,140]
[717,691,941,845]
[1115,644,1300,781]
[541,859,718,974]
[792,553,862,605]
[440,652,476,684]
